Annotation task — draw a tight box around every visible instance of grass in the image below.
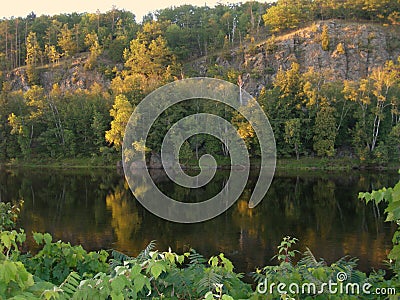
[3,155,399,171]
[3,156,119,170]
[277,157,356,170]
[277,157,400,171]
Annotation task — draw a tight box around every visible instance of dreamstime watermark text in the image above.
[256,272,396,297]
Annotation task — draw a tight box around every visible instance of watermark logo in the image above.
[122,77,276,223]
[256,272,396,297]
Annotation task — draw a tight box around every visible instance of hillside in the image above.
[5,54,112,92]
[191,20,400,95]
[0,0,399,164]
[6,20,400,97]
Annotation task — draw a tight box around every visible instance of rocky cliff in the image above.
[4,20,400,96]
[192,20,400,96]
[4,54,112,92]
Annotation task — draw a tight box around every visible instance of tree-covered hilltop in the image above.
[0,0,399,165]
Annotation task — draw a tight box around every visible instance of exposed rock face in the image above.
[5,68,30,91]
[5,55,111,92]
[192,20,400,96]
[5,21,400,97]
[40,57,110,91]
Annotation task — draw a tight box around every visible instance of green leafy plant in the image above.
[252,243,386,299]
[0,201,23,231]
[273,236,300,263]
[359,172,400,272]
[21,232,109,285]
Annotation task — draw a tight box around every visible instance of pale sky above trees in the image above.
[0,0,270,22]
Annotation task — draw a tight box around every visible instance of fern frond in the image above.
[333,255,359,274]
[196,269,223,294]
[110,249,132,268]
[348,269,367,283]
[250,271,266,284]
[59,271,81,296]
[189,249,206,265]
[298,247,325,268]
[137,240,157,262]
[164,268,194,299]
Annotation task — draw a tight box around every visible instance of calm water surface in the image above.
[1,168,398,274]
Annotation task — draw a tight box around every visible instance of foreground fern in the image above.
[1,236,398,299]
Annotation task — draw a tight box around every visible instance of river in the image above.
[1,167,398,275]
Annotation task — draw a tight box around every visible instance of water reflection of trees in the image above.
[5,169,115,251]
[230,172,398,272]
[1,169,398,273]
[105,182,142,253]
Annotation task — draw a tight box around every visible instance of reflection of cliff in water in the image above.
[1,168,398,273]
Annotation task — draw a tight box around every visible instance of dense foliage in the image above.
[359,171,400,274]
[0,1,399,164]
[260,59,400,162]
[1,194,400,298]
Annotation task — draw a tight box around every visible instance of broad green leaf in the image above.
[43,233,52,245]
[361,192,372,203]
[392,230,400,244]
[111,276,126,293]
[385,200,400,222]
[133,274,145,293]
[388,244,400,261]
[209,256,219,267]
[1,232,12,250]
[177,255,185,264]
[220,254,234,272]
[150,262,165,279]
[110,291,124,300]
[130,264,141,278]
[164,252,175,264]
[371,190,384,204]
[393,182,400,202]
[32,232,43,245]
[1,260,18,284]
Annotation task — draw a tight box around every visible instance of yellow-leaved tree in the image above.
[105,94,134,151]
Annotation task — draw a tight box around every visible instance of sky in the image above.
[0,0,260,22]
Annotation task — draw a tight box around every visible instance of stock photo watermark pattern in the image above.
[256,272,396,298]
[122,77,276,223]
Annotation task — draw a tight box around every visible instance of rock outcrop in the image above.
[5,54,111,92]
[191,20,400,96]
[5,21,400,97]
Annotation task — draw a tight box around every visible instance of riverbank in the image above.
[1,157,119,170]
[277,157,399,171]
[1,156,399,171]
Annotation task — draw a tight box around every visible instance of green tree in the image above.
[92,111,109,150]
[58,24,77,58]
[25,31,41,66]
[123,35,175,80]
[369,60,398,151]
[262,0,310,32]
[8,112,31,157]
[44,44,60,65]
[321,24,329,51]
[25,32,42,84]
[105,94,134,151]
[284,118,301,159]
[342,79,371,159]
[179,141,193,164]
[84,32,102,70]
[313,104,337,157]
